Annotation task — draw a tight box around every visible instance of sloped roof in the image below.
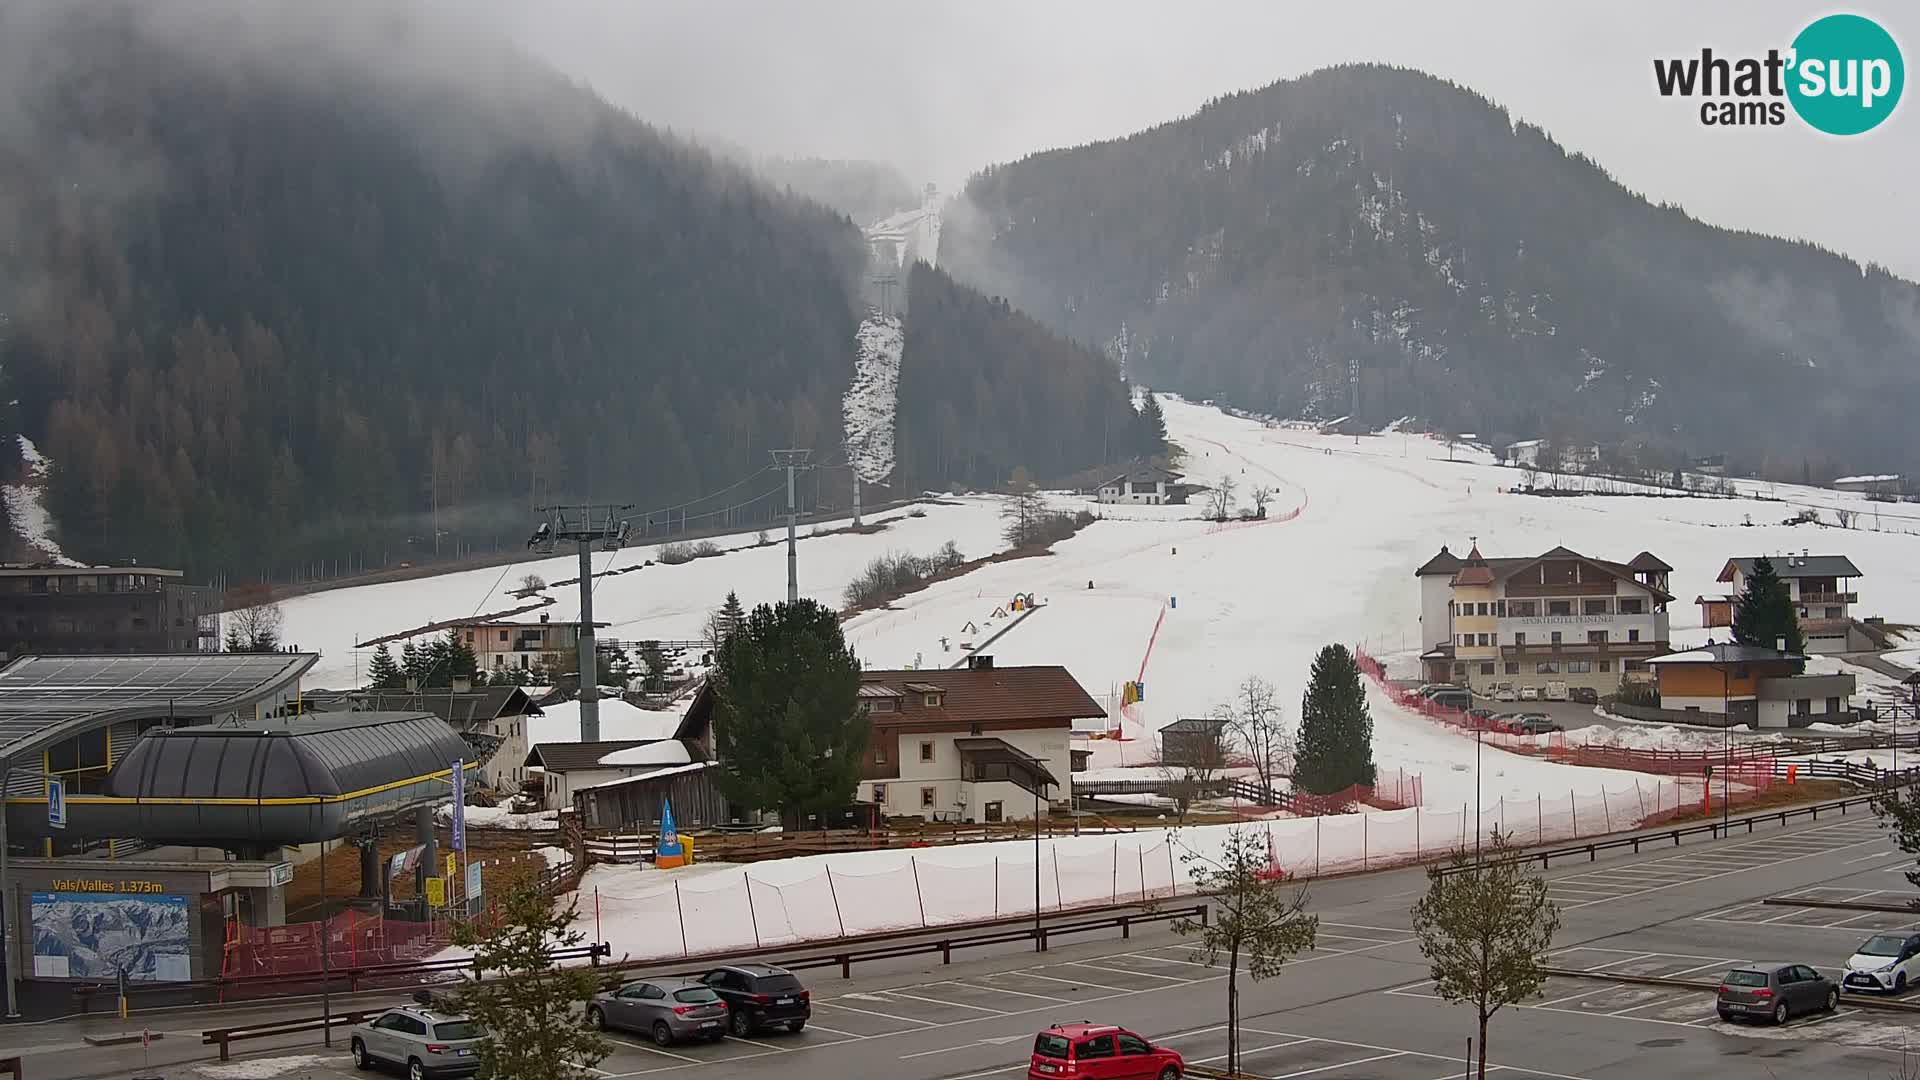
[111,712,471,799]
[1414,546,1463,577]
[1648,643,1805,666]
[679,664,1105,742]
[1453,545,1495,587]
[1719,556,1863,582]
[353,687,542,725]
[1459,546,1675,602]
[524,739,654,771]
[1627,552,1673,572]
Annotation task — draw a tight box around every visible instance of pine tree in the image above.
[1294,644,1376,795]
[711,598,865,829]
[401,640,427,689]
[440,628,479,686]
[367,643,403,690]
[1134,393,1168,456]
[717,591,746,640]
[1731,556,1806,671]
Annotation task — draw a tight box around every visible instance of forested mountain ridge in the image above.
[941,63,1920,478]
[0,4,1132,580]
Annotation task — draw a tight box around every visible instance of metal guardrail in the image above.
[599,899,1205,976]
[1436,790,1890,876]
[204,1010,378,1062]
[1761,896,1915,915]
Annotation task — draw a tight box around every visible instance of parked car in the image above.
[1029,1022,1184,1080]
[350,1004,484,1079]
[1518,686,1540,701]
[1466,707,1498,724]
[1568,686,1599,704]
[1511,714,1562,735]
[1415,683,1462,699]
[589,977,728,1045]
[1492,686,1519,702]
[1716,963,1838,1024]
[699,964,810,1036]
[1544,681,1570,702]
[1843,933,1920,993]
[1427,689,1472,711]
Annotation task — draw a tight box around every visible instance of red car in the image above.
[1029,1022,1183,1080]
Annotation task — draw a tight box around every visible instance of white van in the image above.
[1545,681,1570,702]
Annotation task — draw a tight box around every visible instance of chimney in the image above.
[540,613,550,623]
[405,676,419,692]
[968,654,994,670]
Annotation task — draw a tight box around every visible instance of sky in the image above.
[464,0,1917,280]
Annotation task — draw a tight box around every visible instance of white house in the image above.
[852,658,1105,822]
[1097,466,1186,505]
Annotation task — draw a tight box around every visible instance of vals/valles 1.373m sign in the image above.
[1654,13,1904,134]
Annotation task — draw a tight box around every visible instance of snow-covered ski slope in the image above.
[282,395,1920,805]
[282,497,1014,689]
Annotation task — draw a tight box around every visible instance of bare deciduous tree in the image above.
[1158,719,1230,822]
[518,573,547,593]
[1206,475,1238,520]
[1249,484,1275,517]
[224,601,284,653]
[1218,676,1292,801]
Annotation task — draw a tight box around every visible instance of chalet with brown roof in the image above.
[1414,543,1672,693]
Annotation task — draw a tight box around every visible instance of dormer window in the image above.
[925,693,943,708]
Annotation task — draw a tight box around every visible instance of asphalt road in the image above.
[19,803,1920,1080]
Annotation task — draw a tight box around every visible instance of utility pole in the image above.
[529,505,632,742]
[851,465,863,528]
[771,451,814,604]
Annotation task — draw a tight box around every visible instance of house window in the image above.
[1480,662,1495,675]
[1625,660,1647,672]
[984,801,1003,823]
[925,693,944,708]
[1825,607,1842,619]
[1619,598,1644,615]
[1510,601,1537,617]
[499,630,509,642]
[1567,660,1592,674]
[1627,629,1640,643]
[920,786,937,808]
[1536,661,1561,674]
[1505,662,1520,675]
[1477,633,1490,647]
[1599,660,1612,672]
[1550,631,1563,644]
[1453,663,1467,676]
[875,744,888,765]
[873,783,887,802]
[1588,630,1607,644]
[465,630,475,643]
[871,698,896,713]
[1514,632,1527,646]
[920,741,935,762]
[1583,599,1610,615]
[1477,603,1490,616]
[1459,634,1470,647]
[1796,699,1811,716]
[1548,601,1572,616]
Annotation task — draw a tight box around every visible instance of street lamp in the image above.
[1034,775,1048,952]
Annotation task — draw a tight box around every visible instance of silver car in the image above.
[589,976,729,1046]
[350,1004,483,1079]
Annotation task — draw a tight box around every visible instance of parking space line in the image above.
[1268,1051,1408,1078]
[1060,961,1194,983]
[1240,1029,1595,1080]
[879,989,1007,1014]
[1190,1038,1317,1065]
[1123,951,1213,967]
[607,1037,705,1063]
[1846,850,1896,864]
[935,979,1069,1004]
[797,1021,870,1039]
[724,1035,794,1053]
[810,999,938,1026]
[1009,970,1134,993]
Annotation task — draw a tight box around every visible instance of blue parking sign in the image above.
[47,778,66,829]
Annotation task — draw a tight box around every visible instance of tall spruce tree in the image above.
[367,643,403,690]
[1294,644,1376,795]
[400,640,427,689]
[1731,556,1806,672]
[711,598,865,829]
[1134,393,1168,456]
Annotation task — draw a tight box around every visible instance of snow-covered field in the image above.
[282,395,1920,806]
[282,496,1013,688]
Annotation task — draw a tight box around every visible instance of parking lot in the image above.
[1536,817,1886,908]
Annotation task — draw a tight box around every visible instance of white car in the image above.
[1518,686,1540,701]
[1492,687,1518,702]
[1842,932,1920,993]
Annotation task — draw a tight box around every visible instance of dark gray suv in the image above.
[700,964,810,1036]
